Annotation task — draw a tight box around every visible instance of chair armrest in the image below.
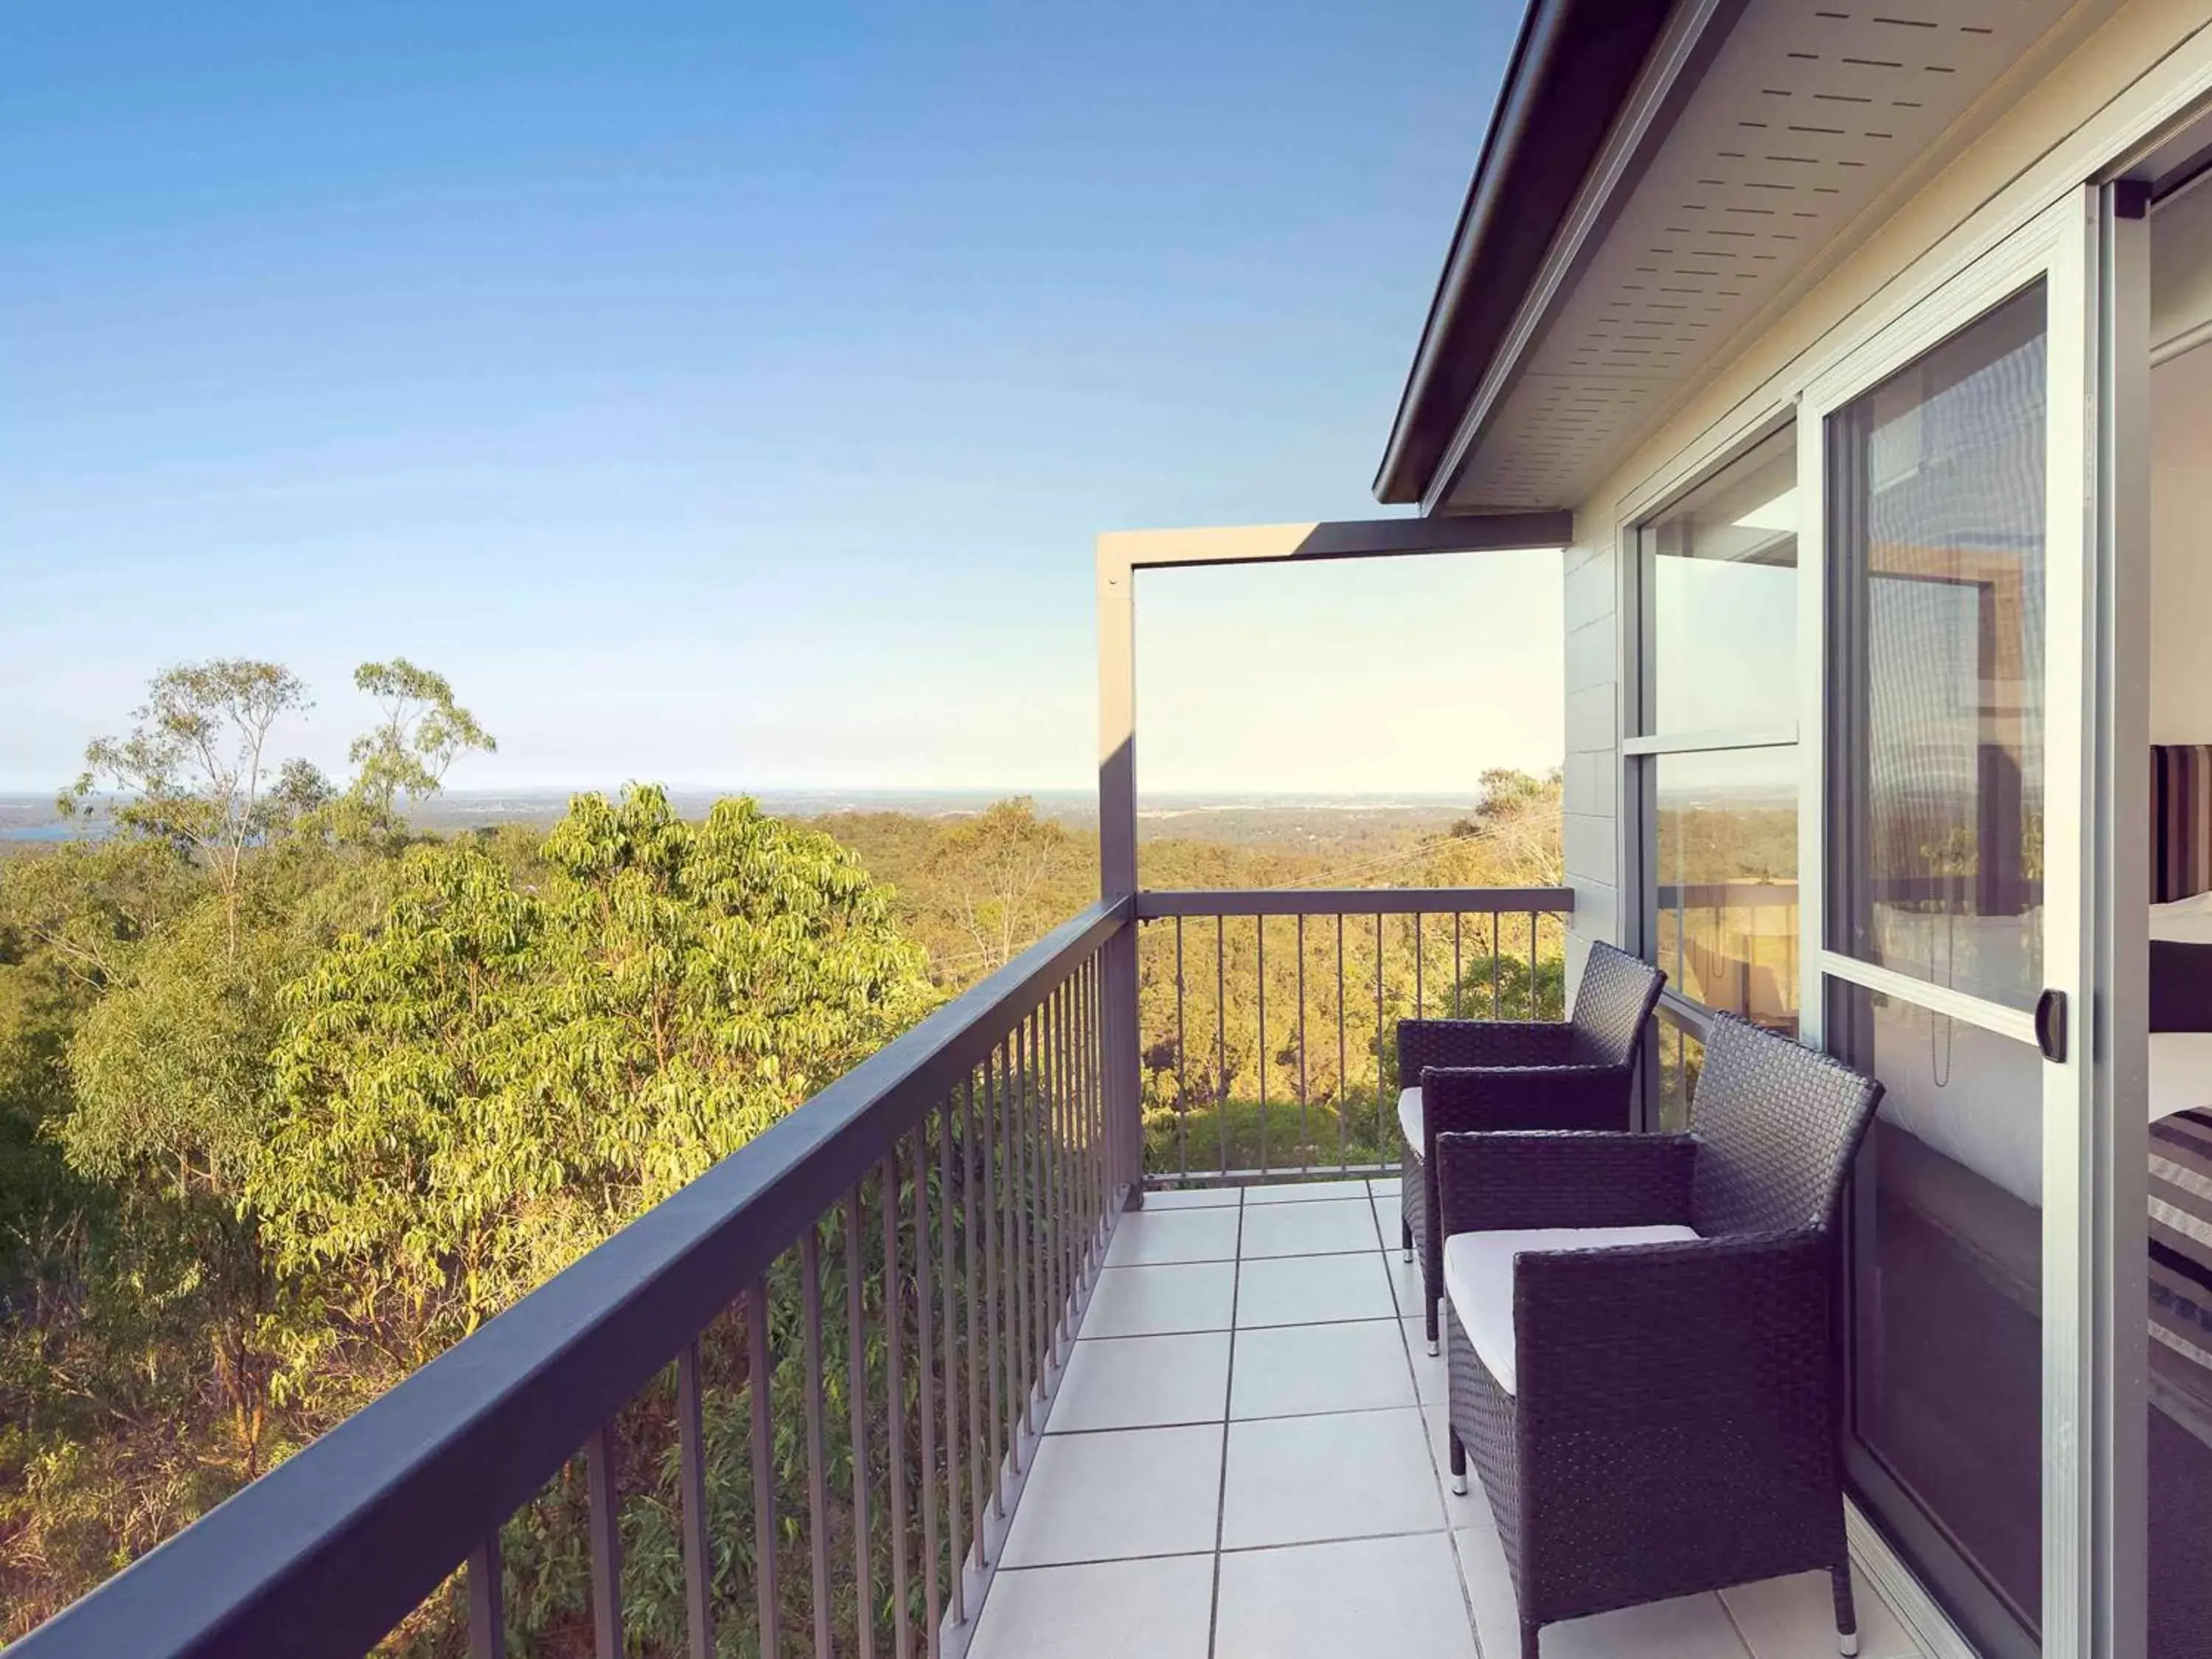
[1420,1062,1634,1138]
[1512,1228,1833,1422]
[1433,1130,1696,1234]
[1398,1018,1573,1077]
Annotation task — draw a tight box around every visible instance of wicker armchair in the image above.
[1395,941,1663,1354]
[1433,1012,1883,1659]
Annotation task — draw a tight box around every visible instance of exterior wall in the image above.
[1558,0,2212,967]
[1559,540,1624,990]
[2152,343,2212,742]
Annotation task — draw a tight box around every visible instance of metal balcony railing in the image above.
[1133,887,1576,1187]
[7,883,1581,1659]
[10,900,1132,1659]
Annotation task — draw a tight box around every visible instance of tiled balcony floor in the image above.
[968,1178,1930,1659]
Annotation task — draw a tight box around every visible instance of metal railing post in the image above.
[1096,532,1145,1208]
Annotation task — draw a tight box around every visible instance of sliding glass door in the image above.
[1800,195,2103,1658]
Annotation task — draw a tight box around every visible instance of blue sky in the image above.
[0,1,1558,796]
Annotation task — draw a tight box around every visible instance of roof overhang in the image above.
[1372,0,1705,506]
[1379,0,2090,515]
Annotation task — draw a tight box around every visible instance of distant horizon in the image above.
[0,782,1516,811]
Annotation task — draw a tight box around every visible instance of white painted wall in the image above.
[2151,178,2212,744]
[1555,0,2212,964]
[2152,341,2212,744]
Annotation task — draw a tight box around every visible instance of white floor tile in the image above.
[1721,1566,1921,1659]
[1105,1206,1241,1267]
[1374,1191,1404,1246]
[1136,1186,1242,1210]
[1455,1523,1752,1658]
[1246,1178,1374,1204]
[1082,1262,1236,1338]
[1214,1531,1476,1658]
[1000,1424,1224,1567]
[1051,1332,1231,1432]
[1369,1176,1402,1198]
[1384,1245,1427,1317]
[1235,1252,1398,1327]
[967,1554,1217,1659]
[1421,1402,1497,1531]
[1230,1319,1417,1419]
[1239,1197,1381,1259]
[1220,1408,1444,1548]
[1405,1318,1447,1397]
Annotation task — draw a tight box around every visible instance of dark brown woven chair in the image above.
[1396,940,1664,1355]
[1434,1012,1883,1658]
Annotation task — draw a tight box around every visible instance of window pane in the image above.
[1833,981,2042,1639]
[1652,1006,1705,1133]
[1826,283,2047,1010]
[1653,745,1798,1035]
[1641,425,1797,735]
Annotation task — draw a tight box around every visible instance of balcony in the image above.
[6,888,1927,1659]
[970,1177,1927,1659]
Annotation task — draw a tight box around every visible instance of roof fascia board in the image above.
[1422,0,1745,515]
[1374,0,1680,506]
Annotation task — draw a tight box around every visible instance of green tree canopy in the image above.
[248,785,933,1377]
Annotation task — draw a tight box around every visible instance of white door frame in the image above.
[1792,187,2133,1659]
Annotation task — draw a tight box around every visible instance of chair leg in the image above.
[1831,1562,1858,1657]
[1401,1213,1413,1263]
[1425,1289,1440,1357]
[1520,1615,1541,1659]
[1448,1425,1467,1496]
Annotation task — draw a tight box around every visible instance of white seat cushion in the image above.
[1398,1085,1422,1150]
[1441,1225,1700,1396]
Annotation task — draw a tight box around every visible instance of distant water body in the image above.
[0,787,1479,843]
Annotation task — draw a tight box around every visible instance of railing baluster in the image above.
[1296,911,1308,1174]
[879,1156,912,1659]
[913,1126,944,1653]
[1528,910,1540,1018]
[1256,914,1267,1178]
[1093,957,1106,1234]
[1175,916,1188,1180]
[982,1044,1005,1511]
[1013,1018,1034,1441]
[586,1425,623,1659]
[467,1534,504,1659]
[937,1102,966,1627]
[1079,956,1097,1256]
[801,1227,833,1659]
[1375,912,1386,1160]
[1336,914,1348,1172]
[747,1280,779,1659]
[1215,917,1228,1178]
[1454,911,1464,1018]
[846,1186,876,1659]
[1051,987,1068,1351]
[679,1336,714,1659]
[1086,958,1105,1251]
[1040,1001,1056,1353]
[1415,909,1424,1016]
[1492,909,1502,1017]
[962,1074,986,1565]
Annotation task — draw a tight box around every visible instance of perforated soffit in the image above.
[1443,0,2076,512]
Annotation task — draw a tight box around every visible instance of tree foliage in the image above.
[1,669,1567,1649]
[250,786,931,1384]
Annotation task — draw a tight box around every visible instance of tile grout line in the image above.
[1205,1190,1242,1659]
[1382,1183,1489,1658]
[990,1522,1467,1575]
[1047,1399,1430,1437]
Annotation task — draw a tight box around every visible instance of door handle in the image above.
[2034,988,2067,1063]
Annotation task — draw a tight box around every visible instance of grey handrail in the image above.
[1135,886,1573,918]
[9,897,1134,1659]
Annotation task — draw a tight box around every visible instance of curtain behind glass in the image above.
[1826,283,2048,1011]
